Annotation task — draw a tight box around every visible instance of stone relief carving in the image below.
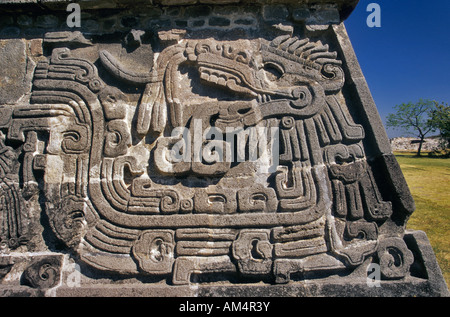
[0,25,419,287]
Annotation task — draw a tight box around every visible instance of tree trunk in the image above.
[417,136,424,156]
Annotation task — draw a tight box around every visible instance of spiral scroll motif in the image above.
[377,237,414,279]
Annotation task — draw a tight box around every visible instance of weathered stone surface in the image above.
[0,0,447,297]
[0,39,29,104]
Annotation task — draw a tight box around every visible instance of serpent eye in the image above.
[263,63,284,81]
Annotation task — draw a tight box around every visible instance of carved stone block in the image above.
[0,0,447,297]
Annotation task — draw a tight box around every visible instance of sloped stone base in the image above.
[1,230,447,297]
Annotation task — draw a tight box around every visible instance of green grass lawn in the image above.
[394,151,450,288]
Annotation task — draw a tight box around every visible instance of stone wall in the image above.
[0,0,355,37]
[390,137,442,152]
[0,0,448,297]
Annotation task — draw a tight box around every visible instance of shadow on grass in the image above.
[394,151,448,158]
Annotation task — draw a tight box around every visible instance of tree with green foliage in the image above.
[386,99,436,156]
[428,102,450,156]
